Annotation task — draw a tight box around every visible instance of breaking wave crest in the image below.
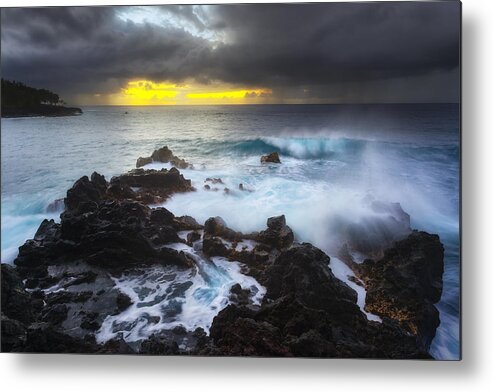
[199,136,366,159]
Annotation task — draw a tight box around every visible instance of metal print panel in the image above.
[0,1,461,359]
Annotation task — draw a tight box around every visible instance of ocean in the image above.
[0,103,460,359]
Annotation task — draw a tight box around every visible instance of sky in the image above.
[0,2,460,106]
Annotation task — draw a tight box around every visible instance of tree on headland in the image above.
[1,79,82,117]
[1,79,62,108]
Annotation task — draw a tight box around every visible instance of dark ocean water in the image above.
[1,104,460,359]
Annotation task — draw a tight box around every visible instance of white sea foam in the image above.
[162,162,415,258]
[96,243,265,343]
[177,230,193,241]
[165,242,194,252]
[1,211,60,263]
[138,161,173,171]
[260,136,354,159]
[329,257,382,323]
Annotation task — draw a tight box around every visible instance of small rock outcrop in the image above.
[111,167,193,204]
[204,216,241,241]
[238,183,252,192]
[257,215,294,249]
[201,217,242,257]
[136,146,192,169]
[261,151,281,164]
[65,172,108,213]
[205,177,224,184]
[63,167,194,211]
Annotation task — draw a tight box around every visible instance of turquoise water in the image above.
[0,104,460,359]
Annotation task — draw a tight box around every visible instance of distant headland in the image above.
[1,79,82,118]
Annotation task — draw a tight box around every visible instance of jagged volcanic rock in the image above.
[260,151,281,164]
[353,231,444,351]
[14,168,196,277]
[206,240,434,358]
[136,146,191,169]
[204,216,242,241]
[257,214,294,250]
[110,167,194,204]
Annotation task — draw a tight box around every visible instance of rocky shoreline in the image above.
[1,147,444,357]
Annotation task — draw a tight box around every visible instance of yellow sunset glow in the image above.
[85,80,274,106]
[119,80,179,105]
[186,89,272,100]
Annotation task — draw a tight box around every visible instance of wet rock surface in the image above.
[257,214,294,250]
[204,216,242,241]
[261,151,281,164]
[203,241,436,358]
[14,165,196,278]
[2,264,38,325]
[353,231,444,351]
[110,167,194,204]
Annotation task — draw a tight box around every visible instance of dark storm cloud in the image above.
[0,2,460,103]
[1,6,215,94]
[207,3,460,89]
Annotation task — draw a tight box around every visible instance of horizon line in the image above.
[75,102,460,107]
